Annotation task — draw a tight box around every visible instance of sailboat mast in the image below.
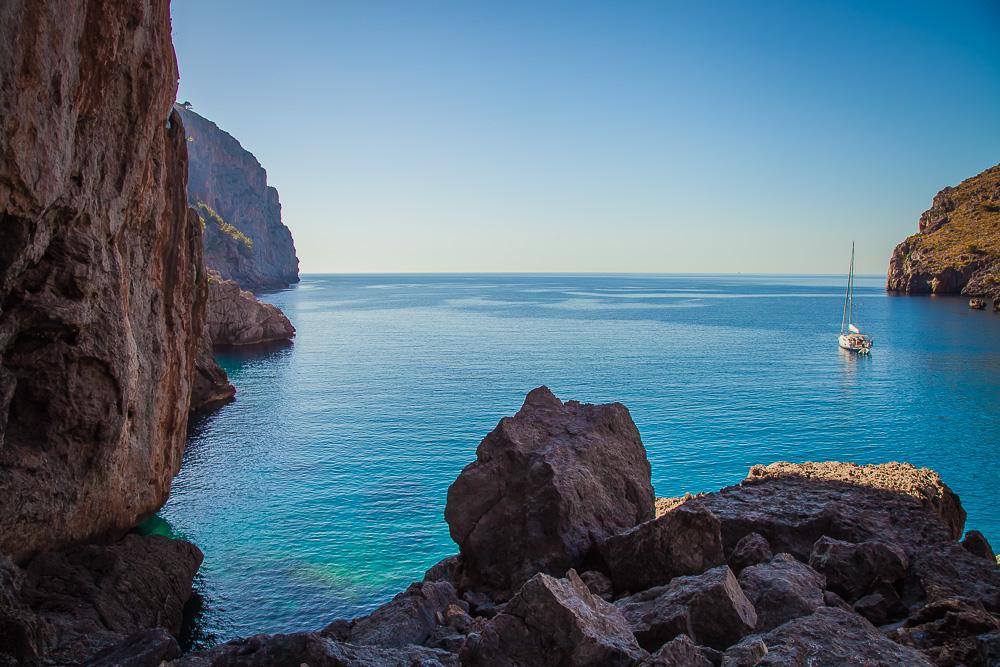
[841,243,852,334]
[848,242,854,327]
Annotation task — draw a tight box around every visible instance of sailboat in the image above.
[839,242,873,354]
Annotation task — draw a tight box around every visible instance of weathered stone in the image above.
[737,554,825,631]
[191,326,236,411]
[460,570,645,667]
[86,628,181,667]
[723,607,933,666]
[175,105,300,290]
[888,597,1000,667]
[424,555,462,584]
[640,634,713,667]
[719,638,766,667]
[808,537,908,602]
[205,270,295,346]
[0,0,205,559]
[170,632,458,666]
[600,504,725,594]
[852,590,898,626]
[728,533,772,574]
[616,566,756,652]
[446,387,654,593]
[962,530,996,562]
[579,570,614,601]
[909,541,1000,612]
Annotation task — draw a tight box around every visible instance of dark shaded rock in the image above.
[461,590,501,620]
[723,607,933,666]
[616,566,756,652]
[737,554,825,631]
[808,536,908,602]
[191,327,236,412]
[640,634,713,667]
[600,504,725,594]
[423,555,461,584]
[822,590,852,612]
[962,530,996,562]
[86,628,181,666]
[888,597,1000,667]
[205,270,295,346]
[0,0,205,559]
[170,632,458,666]
[460,570,645,667]
[909,541,1000,612]
[175,105,299,290]
[445,387,654,593]
[852,590,898,626]
[728,533,772,574]
[579,570,614,601]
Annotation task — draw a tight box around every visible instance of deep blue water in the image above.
[150,274,1000,646]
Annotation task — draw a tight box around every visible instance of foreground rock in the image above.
[445,387,654,594]
[737,554,825,631]
[206,270,296,346]
[461,570,645,667]
[887,162,1000,300]
[0,0,204,559]
[0,535,202,665]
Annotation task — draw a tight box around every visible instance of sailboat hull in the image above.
[839,333,872,353]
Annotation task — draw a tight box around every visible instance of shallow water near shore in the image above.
[148,273,1000,647]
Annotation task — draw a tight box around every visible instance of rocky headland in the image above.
[168,387,1000,667]
[887,163,1000,302]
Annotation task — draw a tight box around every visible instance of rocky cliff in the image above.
[887,163,1000,299]
[206,270,295,346]
[173,388,1000,667]
[175,105,299,290]
[0,0,206,559]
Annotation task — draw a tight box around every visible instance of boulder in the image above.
[962,530,996,562]
[728,533,772,574]
[445,387,654,593]
[169,632,458,666]
[737,554,825,631]
[807,537,908,602]
[616,566,756,651]
[600,504,725,593]
[205,270,295,346]
[86,628,181,667]
[887,597,1000,666]
[723,607,933,666]
[640,634,713,667]
[909,541,1000,611]
[460,570,645,667]
[852,590,898,626]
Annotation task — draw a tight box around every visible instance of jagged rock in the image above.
[206,271,295,346]
[737,554,825,631]
[808,537,908,602]
[175,105,299,290]
[909,541,1000,612]
[655,495,695,517]
[191,326,236,411]
[962,530,996,562]
[460,570,645,667]
[423,555,462,584]
[579,570,614,601]
[888,597,1000,667]
[720,637,766,667]
[86,628,181,667]
[461,590,501,620]
[170,632,458,666]
[640,634,713,667]
[821,590,852,612]
[728,533,772,574]
[321,581,471,650]
[0,535,201,665]
[0,0,204,559]
[616,566,756,652]
[723,607,933,666]
[445,387,654,593]
[600,504,725,594]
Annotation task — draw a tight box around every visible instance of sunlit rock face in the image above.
[0,0,205,559]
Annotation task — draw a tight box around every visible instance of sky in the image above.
[170,1,1000,275]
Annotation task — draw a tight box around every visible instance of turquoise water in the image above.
[152,274,1000,646]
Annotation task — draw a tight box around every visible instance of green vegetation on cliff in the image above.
[194,200,254,251]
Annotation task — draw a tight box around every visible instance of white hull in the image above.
[839,333,872,354]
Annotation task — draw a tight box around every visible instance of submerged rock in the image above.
[445,387,654,593]
[460,570,645,667]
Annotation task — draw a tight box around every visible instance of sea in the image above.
[142,273,1000,648]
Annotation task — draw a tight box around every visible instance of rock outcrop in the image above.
[887,163,1000,299]
[191,327,237,412]
[0,0,205,559]
[206,270,295,346]
[445,387,654,594]
[175,105,299,290]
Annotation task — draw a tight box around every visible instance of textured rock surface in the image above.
[724,607,934,666]
[206,270,295,346]
[0,534,201,665]
[887,163,1000,299]
[962,529,997,561]
[175,105,299,290]
[615,566,756,651]
[737,554,825,631]
[191,326,237,411]
[0,0,205,559]
[600,503,725,593]
[888,597,1000,666]
[460,570,645,667]
[86,628,182,667]
[727,532,772,574]
[445,387,654,593]
[639,634,712,667]
[808,536,907,603]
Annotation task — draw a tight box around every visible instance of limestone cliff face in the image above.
[887,164,1000,298]
[175,105,300,289]
[206,270,296,346]
[0,1,204,559]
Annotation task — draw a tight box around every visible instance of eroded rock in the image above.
[640,634,713,667]
[445,387,654,593]
[206,270,295,346]
[808,536,908,602]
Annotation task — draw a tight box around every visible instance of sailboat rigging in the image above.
[838,242,873,354]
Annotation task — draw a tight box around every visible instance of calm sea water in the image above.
[147,274,1000,647]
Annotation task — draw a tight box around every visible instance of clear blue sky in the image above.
[171,1,1000,274]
